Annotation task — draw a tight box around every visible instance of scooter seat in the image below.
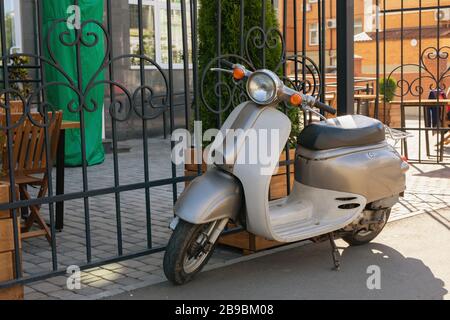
[298,115,385,150]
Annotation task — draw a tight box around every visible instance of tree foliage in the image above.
[198,0,302,147]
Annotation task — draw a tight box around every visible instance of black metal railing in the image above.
[0,0,376,290]
[375,1,450,164]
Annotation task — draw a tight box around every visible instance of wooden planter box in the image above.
[0,183,23,300]
[184,148,296,254]
[369,101,401,128]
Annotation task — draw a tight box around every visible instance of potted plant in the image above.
[369,77,400,128]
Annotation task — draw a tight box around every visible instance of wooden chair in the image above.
[0,112,62,243]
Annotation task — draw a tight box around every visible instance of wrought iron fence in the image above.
[375,1,450,164]
[0,0,329,290]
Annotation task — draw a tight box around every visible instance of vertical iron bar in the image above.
[294,0,299,87]
[383,0,386,125]
[319,0,326,104]
[37,0,58,270]
[36,0,45,110]
[375,0,380,119]
[301,0,305,90]
[336,0,354,115]
[282,0,290,195]
[240,0,244,58]
[137,0,153,247]
[180,0,190,130]
[73,0,92,262]
[261,0,266,68]
[436,0,442,162]
[190,0,202,176]
[418,0,422,162]
[166,0,179,205]
[400,0,407,159]
[216,0,222,126]
[0,0,22,279]
[106,0,123,255]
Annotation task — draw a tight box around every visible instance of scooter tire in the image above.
[342,209,391,246]
[163,219,217,285]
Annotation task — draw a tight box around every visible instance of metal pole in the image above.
[336,0,354,115]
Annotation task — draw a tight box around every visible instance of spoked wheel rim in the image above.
[182,223,214,274]
[354,210,389,240]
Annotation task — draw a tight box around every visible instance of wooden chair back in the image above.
[1,112,62,175]
[0,101,24,114]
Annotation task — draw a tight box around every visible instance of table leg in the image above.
[401,103,408,160]
[55,130,65,231]
[424,107,431,157]
[439,106,445,162]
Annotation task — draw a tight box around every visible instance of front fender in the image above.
[175,168,243,224]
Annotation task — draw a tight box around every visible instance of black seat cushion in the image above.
[298,115,385,150]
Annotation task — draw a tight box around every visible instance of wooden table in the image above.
[390,100,450,161]
[55,120,80,230]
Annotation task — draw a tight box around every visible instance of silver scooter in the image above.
[163,64,409,285]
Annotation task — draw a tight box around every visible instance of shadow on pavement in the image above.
[339,242,447,299]
[112,240,448,300]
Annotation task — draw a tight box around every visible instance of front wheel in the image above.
[163,219,223,285]
[342,208,391,246]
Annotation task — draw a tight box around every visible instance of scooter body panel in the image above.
[174,168,242,224]
[295,142,407,203]
[230,106,292,239]
[268,181,367,242]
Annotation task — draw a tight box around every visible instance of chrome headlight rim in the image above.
[246,70,280,105]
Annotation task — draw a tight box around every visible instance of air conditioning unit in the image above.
[327,19,337,29]
[435,8,450,21]
[305,4,312,12]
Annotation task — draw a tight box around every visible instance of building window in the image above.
[0,0,22,54]
[309,23,318,46]
[129,0,192,69]
[354,19,363,35]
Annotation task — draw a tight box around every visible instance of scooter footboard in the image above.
[175,168,243,224]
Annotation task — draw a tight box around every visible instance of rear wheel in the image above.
[342,208,391,246]
[163,219,221,285]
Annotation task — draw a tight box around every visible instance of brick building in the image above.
[280,0,450,100]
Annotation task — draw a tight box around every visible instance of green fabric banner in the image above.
[42,0,105,166]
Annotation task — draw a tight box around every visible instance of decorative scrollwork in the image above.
[0,16,169,131]
[388,46,450,98]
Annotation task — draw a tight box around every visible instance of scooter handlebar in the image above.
[313,100,337,115]
[212,64,337,115]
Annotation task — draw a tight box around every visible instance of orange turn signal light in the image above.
[233,67,245,80]
[290,93,302,106]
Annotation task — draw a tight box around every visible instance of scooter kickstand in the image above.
[328,233,341,271]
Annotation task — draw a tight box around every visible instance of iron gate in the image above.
[0,0,329,290]
[375,0,450,164]
[0,0,448,291]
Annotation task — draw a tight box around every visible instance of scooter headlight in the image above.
[246,71,278,105]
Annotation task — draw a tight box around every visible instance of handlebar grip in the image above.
[314,100,337,115]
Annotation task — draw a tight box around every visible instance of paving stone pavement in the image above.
[20,121,450,300]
